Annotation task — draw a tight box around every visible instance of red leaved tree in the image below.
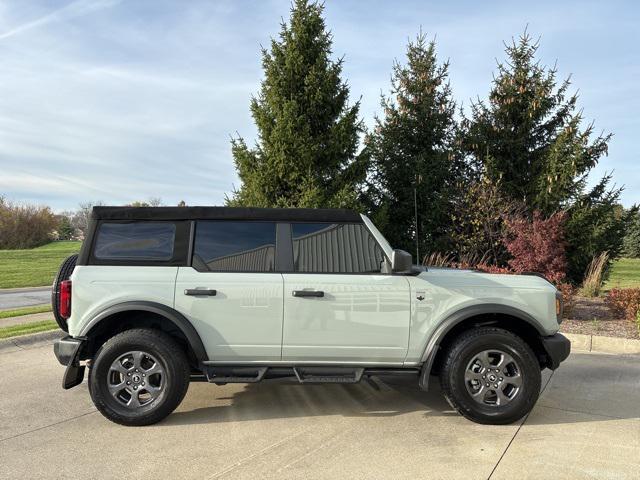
[502,211,568,284]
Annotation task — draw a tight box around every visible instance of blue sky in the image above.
[0,0,638,211]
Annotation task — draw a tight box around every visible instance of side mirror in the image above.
[391,249,413,273]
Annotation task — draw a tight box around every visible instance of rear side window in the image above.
[94,222,176,260]
[193,221,276,272]
[291,223,385,273]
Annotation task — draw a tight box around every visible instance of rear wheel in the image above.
[51,254,78,332]
[439,327,541,425]
[89,328,190,426]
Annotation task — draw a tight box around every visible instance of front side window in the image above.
[292,223,385,273]
[94,222,176,260]
[193,221,276,272]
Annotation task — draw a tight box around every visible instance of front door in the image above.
[281,222,411,364]
[174,221,283,362]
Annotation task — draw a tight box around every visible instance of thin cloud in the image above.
[0,0,637,210]
[0,0,120,40]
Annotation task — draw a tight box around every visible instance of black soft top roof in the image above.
[92,206,362,223]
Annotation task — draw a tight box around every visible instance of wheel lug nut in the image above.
[142,382,145,386]
[482,375,486,379]
[494,384,498,388]
[134,386,138,390]
[126,381,131,385]
[127,373,130,376]
[485,383,490,387]
[499,377,503,381]
[142,374,146,377]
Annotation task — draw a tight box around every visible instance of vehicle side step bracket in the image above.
[293,367,364,384]
[204,366,267,384]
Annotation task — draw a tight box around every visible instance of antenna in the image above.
[414,174,422,264]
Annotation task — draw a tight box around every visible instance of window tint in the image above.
[193,221,276,272]
[94,222,175,260]
[292,223,385,273]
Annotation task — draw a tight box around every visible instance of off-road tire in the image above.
[89,328,190,426]
[51,254,78,332]
[440,327,541,425]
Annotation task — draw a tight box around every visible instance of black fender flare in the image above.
[418,304,547,390]
[79,301,208,363]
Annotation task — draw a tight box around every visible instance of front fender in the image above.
[415,304,548,391]
[419,303,547,364]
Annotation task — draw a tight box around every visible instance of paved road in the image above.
[0,342,638,479]
[0,286,50,310]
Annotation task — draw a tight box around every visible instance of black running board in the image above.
[200,365,420,384]
[293,366,364,384]
[204,366,267,384]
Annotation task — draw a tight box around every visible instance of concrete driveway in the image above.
[0,286,50,310]
[0,341,638,480]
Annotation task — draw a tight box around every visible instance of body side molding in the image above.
[79,301,208,362]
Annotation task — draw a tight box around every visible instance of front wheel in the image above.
[89,328,190,426]
[439,327,541,425]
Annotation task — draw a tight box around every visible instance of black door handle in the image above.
[184,289,217,296]
[292,290,324,298]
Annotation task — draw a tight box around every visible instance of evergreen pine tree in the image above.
[366,33,459,260]
[564,177,630,281]
[228,0,366,208]
[464,32,611,213]
[57,216,75,240]
[464,32,625,282]
[622,207,640,258]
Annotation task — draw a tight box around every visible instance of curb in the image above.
[0,329,63,353]
[564,332,640,355]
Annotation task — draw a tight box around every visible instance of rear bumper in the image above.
[541,333,571,369]
[53,336,86,389]
[53,336,84,366]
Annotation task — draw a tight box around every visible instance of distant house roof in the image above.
[91,206,362,223]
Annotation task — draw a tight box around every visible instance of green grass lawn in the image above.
[0,320,58,339]
[604,258,640,291]
[0,241,81,289]
[0,305,52,319]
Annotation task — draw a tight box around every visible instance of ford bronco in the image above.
[52,206,570,426]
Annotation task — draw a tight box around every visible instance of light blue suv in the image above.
[52,206,570,426]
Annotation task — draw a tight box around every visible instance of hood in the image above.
[415,266,556,291]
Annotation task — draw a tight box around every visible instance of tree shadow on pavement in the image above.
[162,352,640,427]
[162,375,457,426]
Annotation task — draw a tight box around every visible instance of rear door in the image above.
[282,222,411,364]
[174,221,284,362]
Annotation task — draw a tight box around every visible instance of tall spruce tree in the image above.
[464,33,611,212]
[366,34,459,260]
[228,0,366,208]
[464,32,626,282]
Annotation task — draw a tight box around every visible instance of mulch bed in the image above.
[559,296,639,340]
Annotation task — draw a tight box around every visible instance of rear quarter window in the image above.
[93,222,176,260]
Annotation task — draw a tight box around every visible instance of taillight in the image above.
[59,280,72,319]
